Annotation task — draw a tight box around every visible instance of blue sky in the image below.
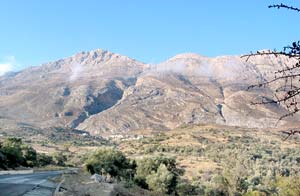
[0,0,299,74]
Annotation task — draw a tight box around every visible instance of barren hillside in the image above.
[0,49,298,135]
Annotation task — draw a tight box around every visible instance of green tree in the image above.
[36,153,54,166]
[146,164,175,194]
[176,180,203,196]
[53,152,67,166]
[0,137,55,168]
[0,150,8,169]
[85,148,135,180]
[22,145,37,167]
[135,156,182,193]
[1,138,24,168]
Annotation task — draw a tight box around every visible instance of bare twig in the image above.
[241,4,300,141]
[281,130,300,141]
[268,4,300,12]
[242,40,300,123]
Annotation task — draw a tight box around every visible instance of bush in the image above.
[275,176,300,196]
[53,152,67,166]
[22,145,37,167]
[85,148,135,180]
[0,151,8,169]
[37,153,54,166]
[176,181,203,196]
[146,164,175,194]
[0,138,25,168]
[134,156,182,194]
[0,137,60,169]
[244,191,268,196]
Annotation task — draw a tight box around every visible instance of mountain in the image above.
[0,49,298,135]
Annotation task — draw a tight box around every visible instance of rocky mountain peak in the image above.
[71,49,120,63]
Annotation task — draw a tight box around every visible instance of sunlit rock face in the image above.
[0,49,298,135]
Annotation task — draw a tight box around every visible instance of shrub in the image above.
[0,151,8,169]
[53,152,67,166]
[244,191,268,196]
[276,176,300,196]
[0,138,24,168]
[146,164,175,194]
[22,145,37,167]
[0,137,67,169]
[85,148,135,180]
[134,156,182,194]
[37,153,54,166]
[176,181,203,196]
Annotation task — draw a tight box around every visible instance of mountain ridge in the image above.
[0,49,299,136]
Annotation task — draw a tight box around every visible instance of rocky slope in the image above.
[0,49,298,135]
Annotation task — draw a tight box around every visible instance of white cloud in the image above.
[70,63,83,81]
[0,56,18,76]
[0,63,13,76]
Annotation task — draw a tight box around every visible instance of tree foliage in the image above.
[146,164,175,194]
[36,153,54,166]
[0,137,65,169]
[53,152,67,166]
[22,145,37,167]
[85,148,183,194]
[134,156,182,193]
[85,148,136,180]
[0,138,24,168]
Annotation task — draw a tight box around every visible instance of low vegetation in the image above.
[2,125,300,195]
[0,137,67,169]
[116,125,300,195]
[85,148,183,195]
[85,148,136,181]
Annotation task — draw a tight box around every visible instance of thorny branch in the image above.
[268,3,300,12]
[243,42,300,115]
[281,130,300,141]
[242,4,300,140]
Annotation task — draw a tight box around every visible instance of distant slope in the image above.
[0,50,298,135]
[0,49,147,130]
